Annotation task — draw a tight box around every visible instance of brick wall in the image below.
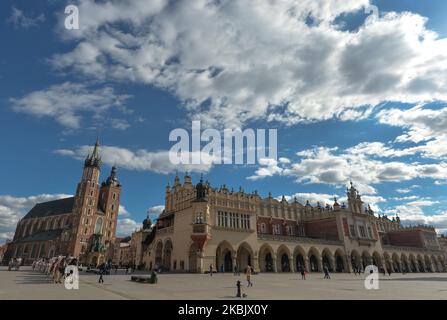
[387,230,424,248]
[304,218,339,240]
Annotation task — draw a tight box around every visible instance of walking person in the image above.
[245,265,253,287]
[323,265,331,279]
[300,267,306,280]
[98,263,105,283]
[209,264,213,276]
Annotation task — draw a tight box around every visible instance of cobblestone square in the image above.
[1,267,446,300]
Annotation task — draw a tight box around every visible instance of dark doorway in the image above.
[309,255,319,272]
[295,254,305,272]
[224,251,233,272]
[281,254,290,272]
[335,255,344,272]
[265,253,274,272]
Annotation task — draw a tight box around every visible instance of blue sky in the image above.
[1,0,447,242]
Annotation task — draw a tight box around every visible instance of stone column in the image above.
[304,257,310,272]
[346,255,353,273]
[317,257,323,272]
[233,252,237,272]
[253,256,260,273]
[290,257,295,273]
[272,255,277,272]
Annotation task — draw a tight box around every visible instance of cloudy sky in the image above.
[1,0,447,243]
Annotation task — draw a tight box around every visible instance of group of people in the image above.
[7,258,22,271]
[31,256,78,284]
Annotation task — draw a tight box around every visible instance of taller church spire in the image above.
[84,138,102,168]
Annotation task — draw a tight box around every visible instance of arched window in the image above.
[260,223,266,234]
[94,217,103,234]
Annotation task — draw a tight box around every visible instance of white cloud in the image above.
[49,1,447,128]
[377,105,447,159]
[391,195,419,201]
[147,205,165,220]
[284,146,447,186]
[10,82,131,129]
[111,119,130,131]
[116,218,140,237]
[247,158,283,181]
[393,204,447,233]
[280,192,338,206]
[0,194,72,243]
[396,185,420,194]
[8,6,45,29]
[407,200,439,207]
[55,145,214,174]
[248,145,447,195]
[118,205,131,217]
[278,191,385,212]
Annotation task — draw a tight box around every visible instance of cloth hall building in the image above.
[141,175,446,274]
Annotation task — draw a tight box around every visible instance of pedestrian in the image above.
[150,270,158,284]
[125,265,129,274]
[388,269,392,276]
[323,265,331,279]
[245,265,253,287]
[115,265,118,274]
[300,267,306,280]
[209,264,213,276]
[236,280,241,298]
[98,263,105,283]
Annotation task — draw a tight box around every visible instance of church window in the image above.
[94,217,103,234]
[113,193,116,200]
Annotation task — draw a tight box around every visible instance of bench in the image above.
[131,275,157,283]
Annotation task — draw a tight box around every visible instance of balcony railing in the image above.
[192,224,207,234]
[157,226,174,235]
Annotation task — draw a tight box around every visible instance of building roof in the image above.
[16,229,64,243]
[23,197,75,219]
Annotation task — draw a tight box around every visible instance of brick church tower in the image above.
[68,140,121,264]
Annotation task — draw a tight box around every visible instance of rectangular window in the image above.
[349,225,356,237]
[359,226,366,238]
[273,224,281,235]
